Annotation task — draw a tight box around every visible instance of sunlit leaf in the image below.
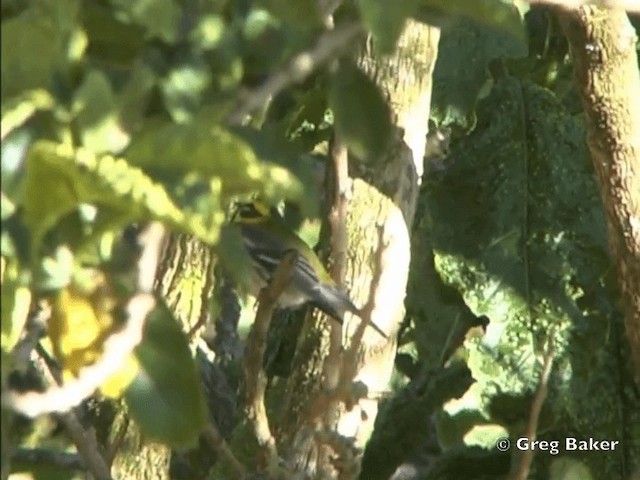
[22,142,220,254]
[49,283,116,377]
[161,61,212,124]
[1,89,54,141]
[1,259,31,352]
[73,70,130,154]
[190,14,226,51]
[125,120,303,201]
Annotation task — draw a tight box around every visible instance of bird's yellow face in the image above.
[232,201,271,223]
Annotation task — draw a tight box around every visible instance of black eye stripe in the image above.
[235,203,262,219]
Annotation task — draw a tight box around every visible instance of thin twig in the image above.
[337,225,386,400]
[226,22,363,126]
[316,133,351,475]
[202,423,248,480]
[510,333,556,480]
[2,223,166,417]
[326,134,351,380]
[36,344,112,480]
[306,225,386,421]
[2,294,155,417]
[56,412,112,480]
[244,251,298,475]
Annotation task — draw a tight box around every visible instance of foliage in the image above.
[392,9,640,480]
[1,0,638,479]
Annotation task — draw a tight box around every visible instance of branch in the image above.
[527,0,640,11]
[34,345,112,480]
[2,222,166,417]
[202,423,248,480]
[244,251,298,475]
[226,22,363,126]
[324,134,351,384]
[558,6,640,383]
[12,448,83,471]
[306,225,386,422]
[510,334,556,480]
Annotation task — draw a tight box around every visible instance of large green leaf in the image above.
[124,120,303,201]
[416,0,527,39]
[22,142,219,255]
[431,13,527,131]
[1,16,62,100]
[80,2,146,66]
[329,63,393,163]
[357,0,419,54]
[424,76,630,474]
[125,301,208,447]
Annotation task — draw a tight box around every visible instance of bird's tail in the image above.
[315,284,387,338]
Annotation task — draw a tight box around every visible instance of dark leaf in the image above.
[329,63,393,163]
[125,301,208,447]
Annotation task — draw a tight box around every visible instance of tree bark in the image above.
[278,20,441,477]
[110,233,217,479]
[559,6,640,383]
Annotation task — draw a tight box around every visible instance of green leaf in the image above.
[430,13,526,131]
[81,3,146,66]
[189,14,226,51]
[424,77,621,463]
[125,301,207,447]
[161,60,212,124]
[217,225,255,292]
[258,0,321,27]
[357,0,418,54]
[22,141,219,255]
[73,70,130,154]
[329,63,393,162]
[111,0,181,44]
[36,245,74,291]
[117,63,157,132]
[1,89,54,141]
[1,259,31,352]
[416,0,526,39]
[125,120,303,201]
[1,15,62,100]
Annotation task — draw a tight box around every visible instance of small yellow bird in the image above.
[232,201,386,337]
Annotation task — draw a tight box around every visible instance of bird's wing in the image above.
[240,224,320,283]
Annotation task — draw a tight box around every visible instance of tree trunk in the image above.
[279,20,441,478]
[110,233,217,479]
[559,6,640,384]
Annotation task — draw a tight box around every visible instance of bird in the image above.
[231,201,386,338]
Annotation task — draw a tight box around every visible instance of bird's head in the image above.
[231,200,272,224]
